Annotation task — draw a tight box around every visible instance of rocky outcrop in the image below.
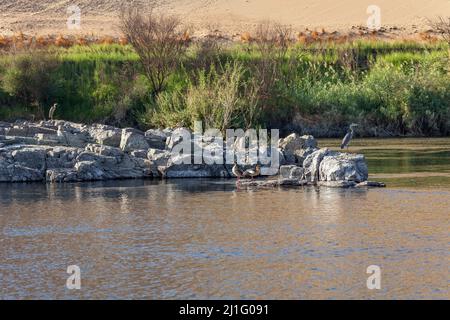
[147,148,171,167]
[120,128,149,152]
[303,148,331,182]
[159,154,231,178]
[279,165,304,179]
[0,120,382,187]
[319,152,368,183]
[302,148,369,184]
[0,121,160,183]
[278,133,318,165]
[145,129,169,150]
[87,124,122,147]
[0,143,156,183]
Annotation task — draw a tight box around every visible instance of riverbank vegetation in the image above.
[0,13,449,137]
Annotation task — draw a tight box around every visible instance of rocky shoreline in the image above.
[0,120,385,188]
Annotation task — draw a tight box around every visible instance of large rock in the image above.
[278,133,318,165]
[57,126,88,148]
[303,148,369,184]
[0,163,44,182]
[159,154,230,178]
[165,127,191,151]
[0,146,50,182]
[145,129,168,150]
[46,145,155,182]
[319,153,368,183]
[120,128,149,152]
[303,148,333,182]
[147,148,171,167]
[0,141,156,183]
[279,165,304,179]
[46,146,79,169]
[88,124,122,147]
[11,147,47,172]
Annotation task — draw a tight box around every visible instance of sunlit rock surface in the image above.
[0,120,381,186]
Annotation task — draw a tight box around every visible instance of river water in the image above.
[0,138,449,299]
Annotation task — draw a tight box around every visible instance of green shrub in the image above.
[1,51,60,119]
[141,62,260,131]
[0,41,448,136]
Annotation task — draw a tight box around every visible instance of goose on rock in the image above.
[232,161,244,182]
[243,164,261,180]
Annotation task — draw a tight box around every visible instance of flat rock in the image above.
[318,180,357,188]
[356,181,386,188]
[239,178,309,188]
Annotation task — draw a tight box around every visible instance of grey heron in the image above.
[48,103,58,120]
[340,123,358,150]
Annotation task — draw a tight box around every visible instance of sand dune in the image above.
[0,0,449,37]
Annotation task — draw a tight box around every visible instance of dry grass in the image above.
[0,21,447,51]
[240,32,253,43]
[0,33,131,50]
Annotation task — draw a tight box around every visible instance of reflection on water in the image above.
[320,137,450,189]
[0,138,449,299]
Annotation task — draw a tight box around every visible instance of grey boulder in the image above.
[120,128,149,152]
[159,154,230,178]
[279,133,318,165]
[319,153,368,183]
[279,165,304,179]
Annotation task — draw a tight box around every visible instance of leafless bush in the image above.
[429,16,450,45]
[120,5,187,96]
[252,21,292,113]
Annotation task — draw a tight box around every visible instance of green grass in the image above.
[0,41,449,136]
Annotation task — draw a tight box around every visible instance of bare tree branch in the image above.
[120,4,187,96]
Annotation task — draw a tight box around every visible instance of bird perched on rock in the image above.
[48,103,58,121]
[341,123,358,150]
[243,164,261,180]
[232,160,244,182]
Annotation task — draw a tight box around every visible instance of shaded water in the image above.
[0,138,449,299]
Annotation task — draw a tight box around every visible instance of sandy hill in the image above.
[0,0,449,37]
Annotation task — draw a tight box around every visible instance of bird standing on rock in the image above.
[232,161,244,183]
[48,103,58,121]
[341,123,358,150]
[243,164,261,180]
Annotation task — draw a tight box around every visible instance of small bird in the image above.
[232,160,244,182]
[48,103,58,121]
[243,164,261,180]
[341,123,358,150]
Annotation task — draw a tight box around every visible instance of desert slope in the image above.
[0,0,449,37]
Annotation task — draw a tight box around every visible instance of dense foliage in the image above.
[0,40,449,137]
